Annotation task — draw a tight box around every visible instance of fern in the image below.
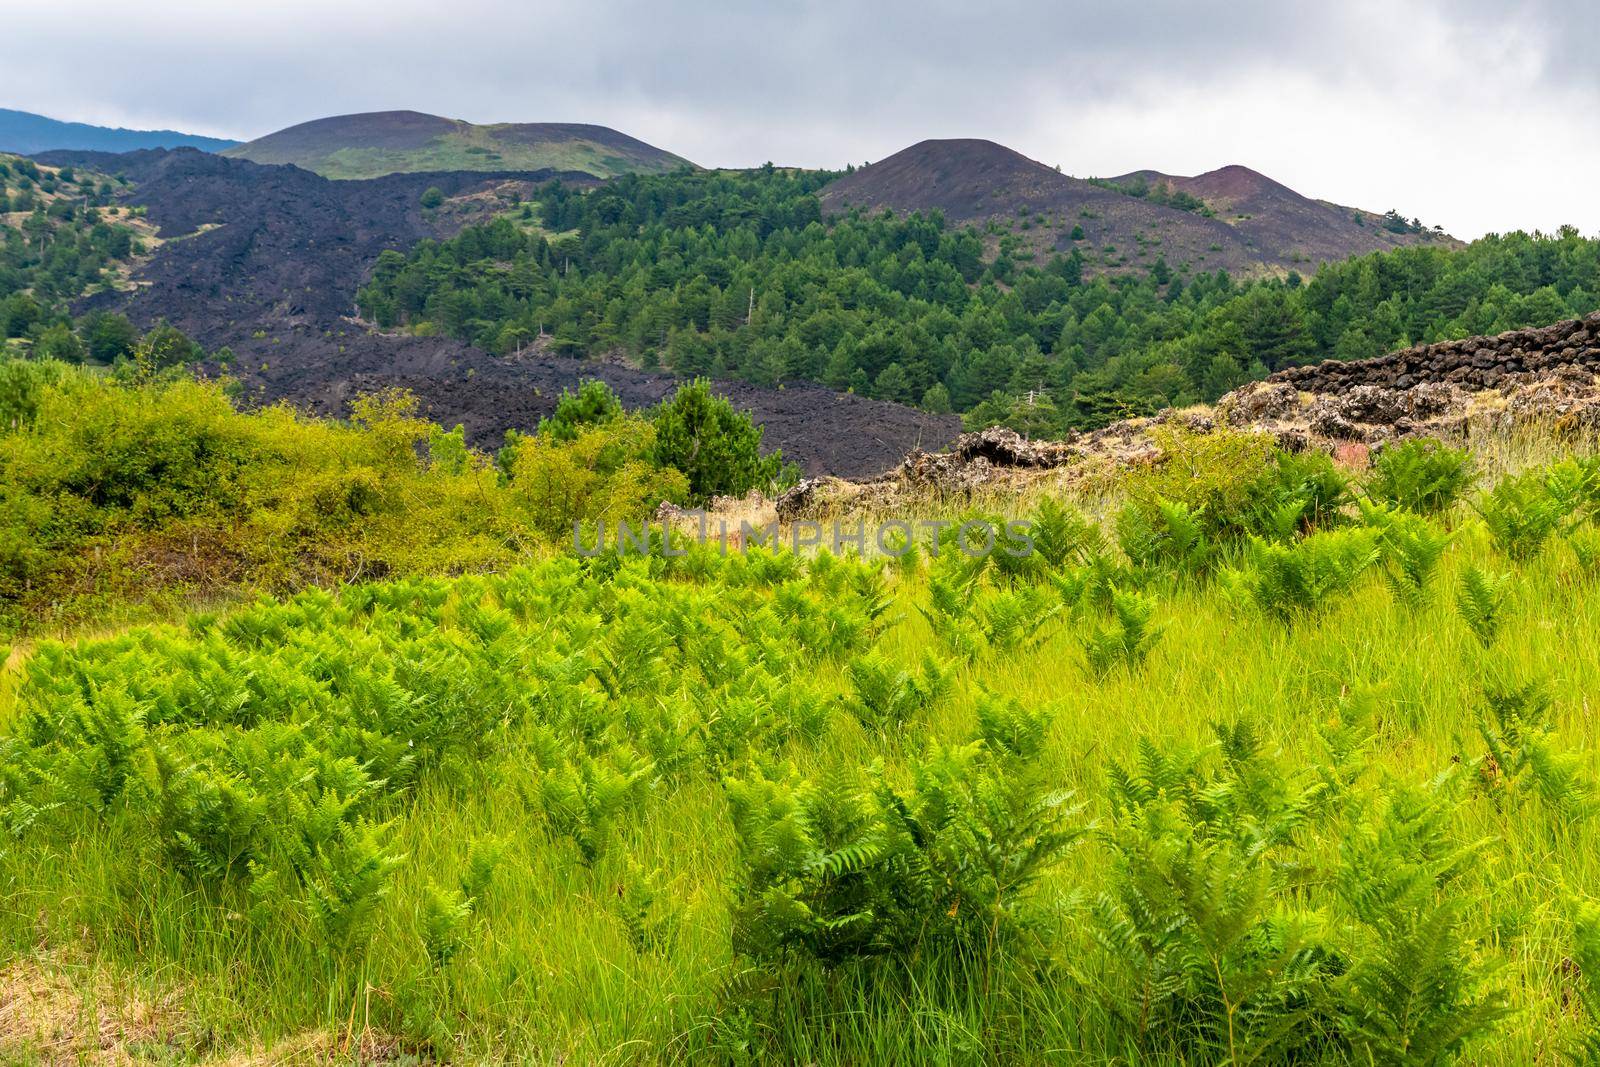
[459,835,504,901]
[1094,725,1332,1063]
[845,650,951,729]
[974,583,1060,653]
[1117,499,1212,577]
[1334,778,1507,1063]
[1082,586,1163,677]
[1366,438,1476,515]
[1454,564,1512,647]
[421,883,474,967]
[1224,528,1380,620]
[1363,504,1453,611]
[1476,470,1566,561]
[727,711,1082,969]
[1544,455,1600,524]
[1478,680,1597,819]
[1569,525,1600,582]
[1571,902,1600,1063]
[1028,495,1103,569]
[613,856,679,953]
[301,816,405,957]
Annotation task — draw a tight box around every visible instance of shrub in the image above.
[508,415,688,539]
[1222,528,1380,620]
[1366,438,1476,515]
[1124,426,1278,540]
[1475,470,1565,561]
[652,379,785,503]
[0,371,527,626]
[538,378,623,442]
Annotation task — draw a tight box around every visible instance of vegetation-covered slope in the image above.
[5,422,1600,1062]
[357,166,1600,434]
[224,110,694,179]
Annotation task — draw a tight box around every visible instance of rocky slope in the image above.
[771,312,1600,519]
[819,139,1449,277]
[34,148,956,477]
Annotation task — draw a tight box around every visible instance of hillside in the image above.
[1110,163,1446,261]
[224,110,693,179]
[819,139,1448,277]
[0,107,237,154]
[25,149,953,476]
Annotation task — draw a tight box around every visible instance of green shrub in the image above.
[1476,470,1566,561]
[1222,528,1379,620]
[538,378,623,442]
[509,415,688,539]
[1124,426,1279,540]
[652,379,786,503]
[1367,438,1475,515]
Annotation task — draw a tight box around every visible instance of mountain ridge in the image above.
[224,110,694,179]
[0,107,238,154]
[820,138,1451,277]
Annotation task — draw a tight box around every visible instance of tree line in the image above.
[356,167,1600,433]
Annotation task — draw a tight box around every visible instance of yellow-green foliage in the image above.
[0,369,530,629]
[8,434,1600,1063]
[508,415,687,538]
[1123,424,1279,526]
[0,367,704,634]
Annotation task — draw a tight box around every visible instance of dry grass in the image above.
[0,958,177,1065]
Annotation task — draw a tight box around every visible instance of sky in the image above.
[4,0,1597,240]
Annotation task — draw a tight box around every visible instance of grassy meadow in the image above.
[5,427,1600,1064]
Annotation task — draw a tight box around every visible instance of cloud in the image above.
[2,0,1597,237]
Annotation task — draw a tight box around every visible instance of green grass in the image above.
[275,126,690,181]
[5,443,1600,1062]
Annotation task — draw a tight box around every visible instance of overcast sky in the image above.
[5,0,1596,239]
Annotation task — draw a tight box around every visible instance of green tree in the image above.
[82,312,139,363]
[539,379,623,442]
[652,379,783,502]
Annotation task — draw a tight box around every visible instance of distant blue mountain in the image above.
[0,108,239,154]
